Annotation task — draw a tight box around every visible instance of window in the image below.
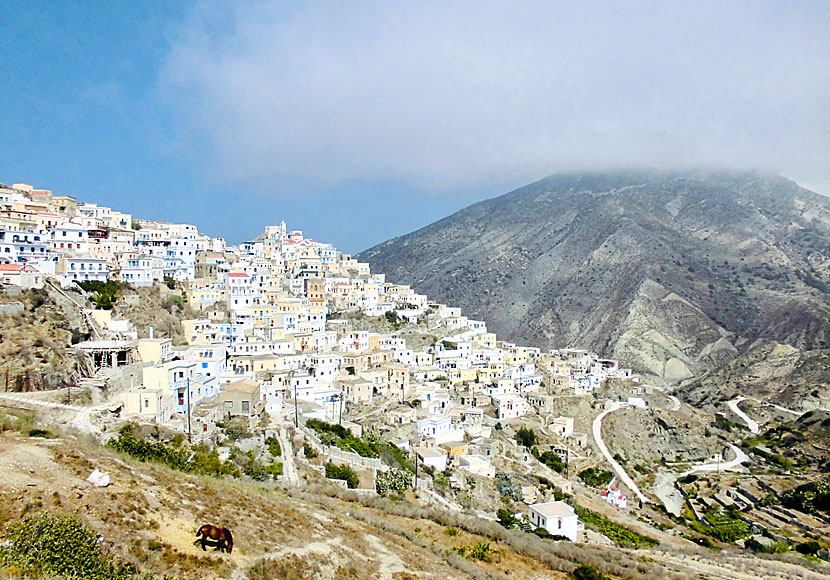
[241,400,249,413]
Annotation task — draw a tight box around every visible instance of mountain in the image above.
[358,169,830,382]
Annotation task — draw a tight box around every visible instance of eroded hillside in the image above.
[359,170,830,384]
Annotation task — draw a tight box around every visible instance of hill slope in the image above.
[359,170,830,381]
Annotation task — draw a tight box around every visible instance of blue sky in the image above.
[1,1,828,252]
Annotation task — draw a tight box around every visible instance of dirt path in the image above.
[278,426,299,486]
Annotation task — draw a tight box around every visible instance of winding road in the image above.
[726,397,760,434]
[681,443,749,476]
[591,401,649,505]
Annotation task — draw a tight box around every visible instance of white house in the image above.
[418,415,452,438]
[602,488,628,509]
[57,256,109,286]
[416,446,448,471]
[527,501,581,541]
[458,454,495,478]
[492,394,532,420]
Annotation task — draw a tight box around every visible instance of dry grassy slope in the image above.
[0,429,568,580]
[0,421,826,580]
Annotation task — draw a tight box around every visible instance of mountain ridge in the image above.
[359,169,830,382]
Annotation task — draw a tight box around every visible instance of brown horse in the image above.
[195,524,234,553]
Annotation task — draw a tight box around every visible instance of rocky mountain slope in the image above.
[359,170,830,382]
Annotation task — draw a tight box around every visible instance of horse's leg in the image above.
[200,538,207,551]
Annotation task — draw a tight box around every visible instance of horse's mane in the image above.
[223,527,234,544]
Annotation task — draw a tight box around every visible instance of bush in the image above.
[452,542,496,561]
[325,462,359,488]
[495,472,523,502]
[796,540,821,556]
[745,537,790,554]
[578,467,613,488]
[574,506,658,548]
[571,564,608,580]
[75,280,126,311]
[496,507,518,529]
[375,469,412,495]
[265,436,282,457]
[0,514,136,579]
[781,480,830,515]
[106,423,241,478]
[538,451,565,473]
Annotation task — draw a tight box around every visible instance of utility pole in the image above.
[413,443,418,491]
[339,393,344,425]
[186,376,192,444]
[291,369,298,428]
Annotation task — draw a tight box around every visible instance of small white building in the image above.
[416,446,448,471]
[458,454,495,478]
[602,488,628,509]
[551,416,574,438]
[527,501,581,541]
[418,415,452,438]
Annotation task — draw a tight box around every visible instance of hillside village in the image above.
[1,180,829,577]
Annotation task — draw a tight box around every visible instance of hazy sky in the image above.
[1,1,828,251]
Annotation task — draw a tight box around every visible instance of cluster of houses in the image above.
[0,183,222,287]
[3,180,642,536]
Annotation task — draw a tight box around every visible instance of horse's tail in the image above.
[195,525,205,538]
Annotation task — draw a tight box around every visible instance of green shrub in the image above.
[538,451,565,473]
[578,467,613,488]
[106,423,240,478]
[796,540,821,556]
[75,280,126,310]
[325,462,359,488]
[574,506,658,548]
[571,564,608,580]
[0,514,137,579]
[451,542,496,561]
[496,507,517,529]
[375,469,412,495]
[265,436,282,457]
[27,428,51,438]
[781,480,830,515]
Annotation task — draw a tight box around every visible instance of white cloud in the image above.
[160,1,830,194]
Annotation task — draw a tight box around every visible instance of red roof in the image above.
[227,273,249,277]
[0,264,24,272]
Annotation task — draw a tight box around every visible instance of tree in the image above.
[516,427,537,449]
[496,507,518,529]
